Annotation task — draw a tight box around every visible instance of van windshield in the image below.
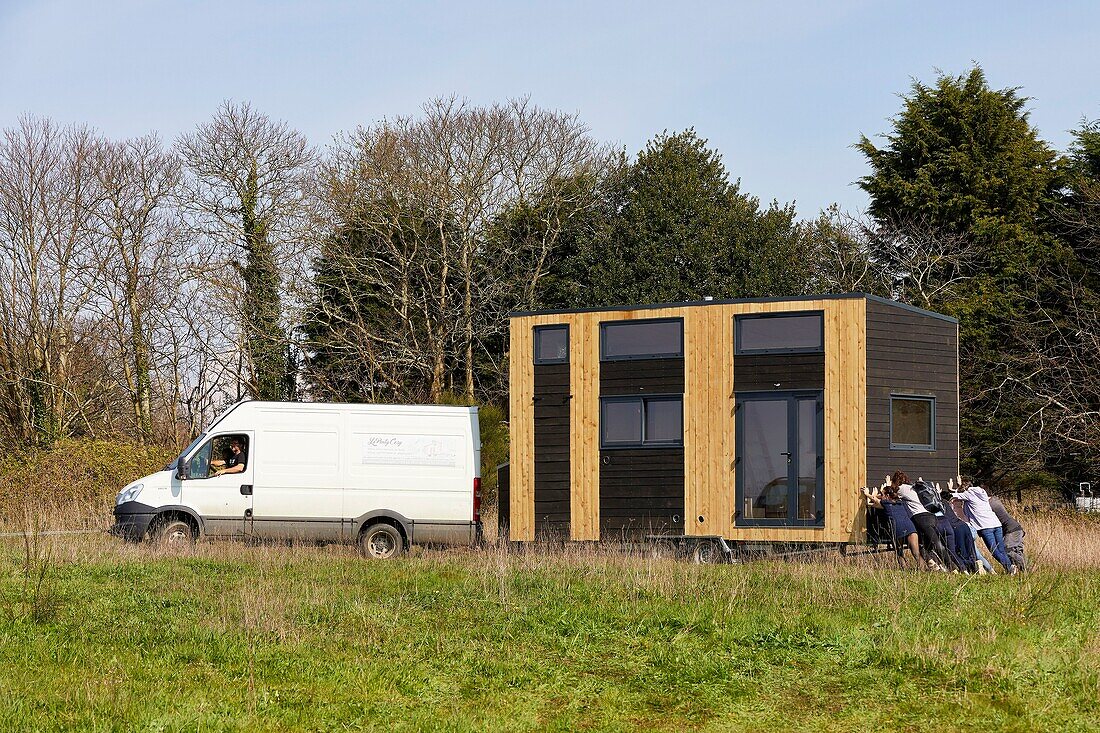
[164,433,207,471]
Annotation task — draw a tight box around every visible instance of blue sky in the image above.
[1,1,1097,216]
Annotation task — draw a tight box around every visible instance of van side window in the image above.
[185,434,249,479]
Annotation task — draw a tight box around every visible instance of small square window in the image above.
[735,312,823,354]
[602,400,643,444]
[534,325,568,364]
[891,396,935,450]
[645,398,683,443]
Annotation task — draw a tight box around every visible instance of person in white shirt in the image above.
[949,476,1016,574]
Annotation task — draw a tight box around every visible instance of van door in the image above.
[249,416,344,542]
[179,431,255,536]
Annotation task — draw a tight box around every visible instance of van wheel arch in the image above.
[149,510,201,543]
[353,511,411,544]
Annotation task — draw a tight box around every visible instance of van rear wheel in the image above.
[359,523,405,559]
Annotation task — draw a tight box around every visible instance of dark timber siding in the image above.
[599,357,685,536]
[533,363,570,537]
[734,353,825,391]
[866,300,959,486]
[496,463,510,538]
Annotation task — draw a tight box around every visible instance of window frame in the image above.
[533,324,570,365]
[599,317,684,362]
[599,394,684,449]
[889,394,936,451]
[183,433,250,480]
[734,311,825,356]
[734,390,825,528]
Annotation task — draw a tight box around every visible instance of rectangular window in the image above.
[600,318,683,361]
[533,325,569,364]
[600,395,683,448]
[735,312,824,354]
[891,395,935,450]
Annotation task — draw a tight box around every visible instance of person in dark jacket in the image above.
[988,495,1026,571]
[864,485,922,569]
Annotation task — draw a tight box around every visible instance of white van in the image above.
[112,401,482,558]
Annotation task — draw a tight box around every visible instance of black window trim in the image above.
[599,394,684,449]
[734,310,825,355]
[599,317,684,362]
[533,324,570,365]
[889,394,936,451]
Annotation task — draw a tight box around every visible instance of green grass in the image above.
[1,538,1098,732]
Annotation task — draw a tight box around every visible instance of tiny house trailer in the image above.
[500,293,959,552]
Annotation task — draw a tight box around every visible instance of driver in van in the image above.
[211,437,247,477]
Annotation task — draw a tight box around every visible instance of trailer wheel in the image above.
[692,539,723,564]
[154,517,195,547]
[359,523,405,559]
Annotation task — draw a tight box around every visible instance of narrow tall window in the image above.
[891,396,935,450]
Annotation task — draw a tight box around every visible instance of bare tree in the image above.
[176,101,315,401]
[805,206,892,295]
[978,269,1100,478]
[0,117,101,447]
[313,97,604,402]
[86,135,182,443]
[872,218,979,309]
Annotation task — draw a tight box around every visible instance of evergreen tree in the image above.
[856,66,1068,486]
[542,130,811,308]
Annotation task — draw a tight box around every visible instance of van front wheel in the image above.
[359,523,405,559]
[154,518,195,547]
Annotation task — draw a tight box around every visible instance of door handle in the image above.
[240,484,253,495]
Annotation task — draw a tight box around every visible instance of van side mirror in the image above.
[177,461,190,480]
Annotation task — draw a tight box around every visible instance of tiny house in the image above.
[501,293,958,546]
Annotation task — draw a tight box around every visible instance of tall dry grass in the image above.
[0,439,176,532]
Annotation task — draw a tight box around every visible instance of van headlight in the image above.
[116,483,144,505]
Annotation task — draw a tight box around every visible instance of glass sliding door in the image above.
[736,391,824,527]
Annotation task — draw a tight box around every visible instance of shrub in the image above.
[0,439,177,530]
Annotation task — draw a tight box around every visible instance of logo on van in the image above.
[360,434,461,467]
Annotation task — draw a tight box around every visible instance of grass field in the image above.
[2,516,1100,732]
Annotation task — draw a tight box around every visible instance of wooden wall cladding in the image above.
[511,297,871,543]
[599,358,684,395]
[509,314,576,541]
[865,299,959,488]
[685,298,867,543]
[533,363,570,537]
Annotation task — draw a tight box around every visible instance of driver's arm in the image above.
[217,463,245,476]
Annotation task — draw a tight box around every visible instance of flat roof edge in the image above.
[509,292,958,324]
